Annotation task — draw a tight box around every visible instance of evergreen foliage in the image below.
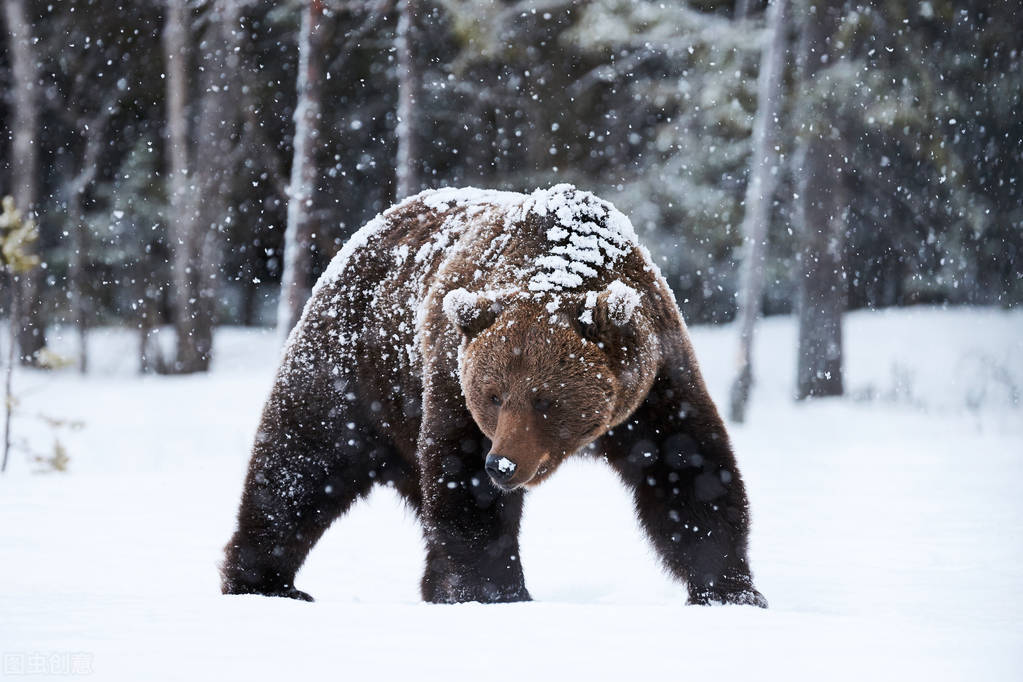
[0,0,1017,339]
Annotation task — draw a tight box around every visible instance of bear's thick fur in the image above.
[222,185,766,607]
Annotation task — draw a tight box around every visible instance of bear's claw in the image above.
[221,574,314,602]
[688,587,767,608]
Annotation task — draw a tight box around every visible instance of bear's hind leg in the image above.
[222,429,387,601]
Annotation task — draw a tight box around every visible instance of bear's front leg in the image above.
[416,395,530,604]
[603,366,767,608]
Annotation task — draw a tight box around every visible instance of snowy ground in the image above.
[2,306,1021,680]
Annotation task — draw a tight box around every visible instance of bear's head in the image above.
[443,283,659,491]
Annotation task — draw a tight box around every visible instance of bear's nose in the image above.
[485,453,517,485]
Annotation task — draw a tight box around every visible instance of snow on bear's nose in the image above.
[485,453,517,486]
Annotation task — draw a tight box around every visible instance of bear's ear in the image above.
[577,280,641,343]
[443,288,501,339]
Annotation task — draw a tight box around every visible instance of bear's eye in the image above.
[490,394,502,406]
[533,397,551,413]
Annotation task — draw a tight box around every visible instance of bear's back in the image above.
[296,185,656,377]
[312,184,644,307]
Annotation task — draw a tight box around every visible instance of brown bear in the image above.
[222,184,766,607]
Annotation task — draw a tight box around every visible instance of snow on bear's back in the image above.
[315,184,642,297]
[517,184,639,293]
[419,184,642,294]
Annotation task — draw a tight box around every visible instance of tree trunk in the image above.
[793,0,846,400]
[162,0,238,373]
[394,0,421,199]
[135,245,164,375]
[2,280,16,473]
[162,0,205,373]
[3,0,47,365]
[66,111,109,375]
[277,0,329,339]
[67,198,89,374]
[138,296,156,375]
[735,0,756,18]
[729,0,790,423]
[188,0,242,371]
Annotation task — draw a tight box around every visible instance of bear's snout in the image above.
[486,409,551,490]
[485,453,517,487]
[483,449,548,491]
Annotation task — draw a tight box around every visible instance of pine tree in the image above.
[3,0,47,365]
[0,195,40,473]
